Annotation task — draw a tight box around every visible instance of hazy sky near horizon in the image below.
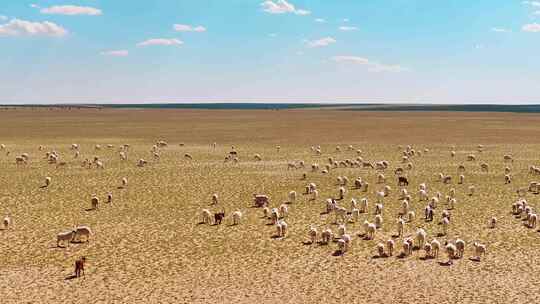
[1,0,539,104]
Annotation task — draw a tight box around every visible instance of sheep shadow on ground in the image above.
[419,256,434,261]
[270,235,282,239]
[436,232,445,237]
[469,257,481,262]
[438,261,453,266]
[372,254,387,259]
[332,250,344,257]
[39,185,48,189]
[84,208,96,212]
[396,253,408,259]
[64,274,83,281]
[391,234,400,238]
[302,241,314,246]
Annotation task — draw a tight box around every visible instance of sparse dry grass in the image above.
[1,108,540,303]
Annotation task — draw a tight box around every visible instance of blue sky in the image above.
[0,0,539,104]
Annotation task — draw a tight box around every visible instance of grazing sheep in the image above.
[212,193,219,205]
[473,242,486,261]
[279,204,289,218]
[137,159,148,167]
[402,238,413,256]
[184,153,193,160]
[445,243,457,264]
[337,239,347,253]
[377,243,385,257]
[468,185,475,196]
[375,203,383,215]
[407,211,415,222]
[121,177,128,188]
[201,209,212,224]
[262,207,270,219]
[458,175,465,184]
[504,154,513,163]
[73,226,92,243]
[420,241,431,257]
[429,197,439,209]
[276,220,288,238]
[504,167,511,175]
[57,230,75,247]
[232,211,242,225]
[467,154,476,161]
[359,198,369,213]
[335,206,347,224]
[362,182,370,192]
[419,189,428,202]
[91,196,99,210]
[401,200,410,215]
[338,186,346,200]
[386,239,395,256]
[253,154,262,161]
[504,174,512,184]
[351,208,360,222]
[376,191,385,204]
[528,213,537,229]
[431,239,441,258]
[308,227,318,244]
[374,215,383,228]
[288,191,297,203]
[44,176,51,187]
[416,228,427,249]
[311,189,319,201]
[425,206,434,222]
[3,215,11,229]
[489,217,497,229]
[442,217,450,235]
[397,218,405,237]
[377,174,386,184]
[337,224,347,238]
[455,239,465,258]
[449,198,456,210]
[270,208,280,224]
[321,228,333,244]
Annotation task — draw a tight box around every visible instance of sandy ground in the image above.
[1,108,540,303]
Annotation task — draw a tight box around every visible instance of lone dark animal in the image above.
[398,176,409,186]
[214,212,225,225]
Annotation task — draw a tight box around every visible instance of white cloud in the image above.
[491,27,510,33]
[137,38,183,47]
[261,0,310,15]
[522,23,540,32]
[0,19,67,37]
[0,15,7,21]
[268,33,278,37]
[100,50,129,57]
[331,55,407,73]
[30,4,40,9]
[523,1,540,7]
[40,5,102,16]
[535,10,540,15]
[339,26,358,31]
[307,36,336,48]
[342,18,350,23]
[173,24,206,32]
[315,18,326,23]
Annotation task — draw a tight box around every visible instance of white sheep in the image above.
[468,185,475,196]
[528,213,537,229]
[311,189,319,201]
[365,221,376,239]
[377,173,386,184]
[458,174,465,184]
[57,230,75,247]
[445,243,457,264]
[73,226,92,243]
[407,211,415,222]
[279,204,288,219]
[442,217,450,235]
[416,228,427,249]
[121,177,128,188]
[397,218,405,236]
[321,228,333,244]
[308,227,318,244]
[423,243,432,259]
[374,215,383,229]
[431,239,441,258]
[375,203,383,215]
[270,208,280,224]
[335,206,347,224]
[288,191,297,203]
[337,224,347,238]
[351,208,360,222]
[359,198,368,213]
[201,209,212,224]
[455,239,465,258]
[211,193,219,205]
[338,186,346,200]
[232,211,242,225]
[402,238,413,256]
[473,242,486,261]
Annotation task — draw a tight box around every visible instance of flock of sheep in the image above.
[197,143,534,265]
[0,140,535,274]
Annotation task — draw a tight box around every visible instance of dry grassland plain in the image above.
[1,108,540,303]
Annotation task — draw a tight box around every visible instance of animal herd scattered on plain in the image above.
[0,140,537,277]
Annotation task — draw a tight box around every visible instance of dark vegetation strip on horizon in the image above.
[1,103,540,113]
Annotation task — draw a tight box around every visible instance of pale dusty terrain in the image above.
[1,108,540,303]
